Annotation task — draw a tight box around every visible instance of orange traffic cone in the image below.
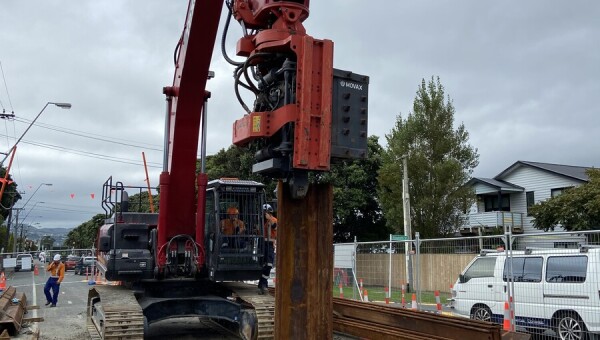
[434,290,442,314]
[0,272,6,291]
[385,286,390,304]
[503,300,511,331]
[363,289,369,302]
[34,265,39,276]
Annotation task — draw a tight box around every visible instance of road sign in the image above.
[392,234,409,241]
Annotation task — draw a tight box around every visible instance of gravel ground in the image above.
[38,308,88,340]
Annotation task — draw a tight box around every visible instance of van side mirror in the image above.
[459,274,466,283]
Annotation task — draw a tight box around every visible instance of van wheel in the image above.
[471,305,492,322]
[556,313,587,340]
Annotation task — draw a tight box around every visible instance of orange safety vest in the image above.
[264,215,277,240]
[221,218,245,235]
[47,261,65,283]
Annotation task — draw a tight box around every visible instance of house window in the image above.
[526,191,534,216]
[551,187,573,198]
[554,242,579,249]
[483,194,510,212]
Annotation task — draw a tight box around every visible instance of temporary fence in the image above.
[334,229,600,339]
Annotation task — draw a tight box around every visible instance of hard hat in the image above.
[53,254,61,261]
[262,204,273,213]
[227,207,239,215]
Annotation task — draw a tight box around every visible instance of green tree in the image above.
[0,168,21,220]
[378,77,479,238]
[203,144,277,200]
[0,225,7,252]
[530,169,600,231]
[124,191,159,213]
[315,136,391,242]
[64,214,105,248]
[40,235,55,250]
[8,233,15,252]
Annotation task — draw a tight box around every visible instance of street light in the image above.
[19,183,52,210]
[0,101,72,166]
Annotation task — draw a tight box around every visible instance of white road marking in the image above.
[31,266,39,337]
[68,300,73,304]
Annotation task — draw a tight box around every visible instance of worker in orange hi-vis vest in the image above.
[220,206,246,248]
[258,204,277,295]
[44,254,65,307]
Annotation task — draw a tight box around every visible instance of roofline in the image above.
[494,160,590,183]
[466,177,524,191]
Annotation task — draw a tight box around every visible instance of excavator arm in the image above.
[157,0,224,269]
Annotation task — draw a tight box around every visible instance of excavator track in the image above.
[225,282,276,339]
[87,285,145,340]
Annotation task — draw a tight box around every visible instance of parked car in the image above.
[64,255,80,271]
[15,254,33,271]
[450,247,600,339]
[74,256,97,275]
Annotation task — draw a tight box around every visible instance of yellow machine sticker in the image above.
[252,116,261,132]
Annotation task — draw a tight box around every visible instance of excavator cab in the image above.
[205,178,267,281]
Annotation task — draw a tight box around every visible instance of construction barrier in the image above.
[434,290,442,314]
[401,283,406,308]
[359,278,363,295]
[384,286,389,304]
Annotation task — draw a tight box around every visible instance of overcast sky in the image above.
[0,1,598,230]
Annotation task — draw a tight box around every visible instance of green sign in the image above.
[392,234,409,241]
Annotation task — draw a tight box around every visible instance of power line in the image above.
[35,206,99,215]
[0,133,163,168]
[13,117,162,151]
[0,60,14,113]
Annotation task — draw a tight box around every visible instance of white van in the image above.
[15,253,33,271]
[450,247,600,339]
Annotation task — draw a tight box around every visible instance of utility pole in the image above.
[402,155,414,292]
[13,208,23,253]
[5,203,13,251]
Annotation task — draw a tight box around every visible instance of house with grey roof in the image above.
[461,161,592,247]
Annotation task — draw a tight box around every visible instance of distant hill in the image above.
[23,225,71,246]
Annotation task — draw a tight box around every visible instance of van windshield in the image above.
[463,257,496,282]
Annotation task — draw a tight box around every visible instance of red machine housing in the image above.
[231,0,334,172]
